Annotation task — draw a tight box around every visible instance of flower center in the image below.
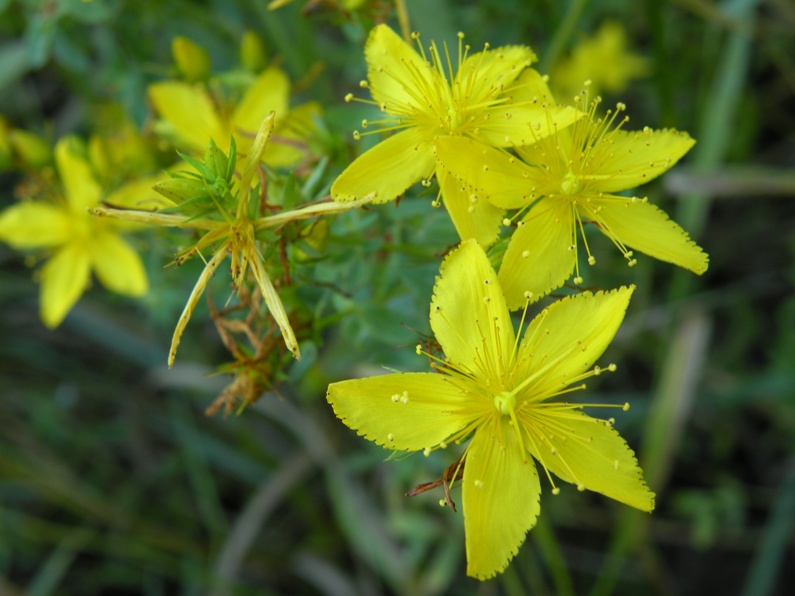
[560,169,580,194]
[493,391,516,416]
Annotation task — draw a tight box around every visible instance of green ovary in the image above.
[493,391,516,415]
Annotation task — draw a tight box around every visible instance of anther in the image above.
[588,256,596,266]
[524,291,533,300]
[353,131,361,140]
[573,276,583,284]
[608,363,617,372]
[423,447,431,457]
[416,344,423,355]
[344,93,353,102]
[388,433,395,441]
[502,218,512,227]
[577,483,586,492]
[622,402,630,412]
[522,250,529,258]
[552,487,561,495]
[474,480,484,488]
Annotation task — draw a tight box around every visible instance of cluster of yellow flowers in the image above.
[326,25,707,579]
[0,22,708,580]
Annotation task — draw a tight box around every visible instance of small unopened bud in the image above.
[240,30,267,72]
[172,36,211,83]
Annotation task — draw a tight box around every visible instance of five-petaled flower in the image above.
[435,73,708,309]
[0,136,148,327]
[327,239,654,579]
[331,24,580,247]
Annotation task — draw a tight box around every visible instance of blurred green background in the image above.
[1,0,794,593]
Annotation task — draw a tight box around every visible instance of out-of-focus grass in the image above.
[1,0,794,593]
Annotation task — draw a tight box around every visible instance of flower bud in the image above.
[172,36,211,83]
[240,30,267,73]
[153,177,207,204]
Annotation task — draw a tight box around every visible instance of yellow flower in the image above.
[327,240,654,579]
[552,20,650,101]
[436,74,708,309]
[149,59,319,168]
[331,24,580,247]
[92,114,369,366]
[0,136,148,327]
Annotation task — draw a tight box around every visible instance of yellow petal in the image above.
[588,128,695,193]
[250,252,300,359]
[91,232,148,297]
[515,286,634,391]
[589,199,709,274]
[365,24,434,116]
[169,247,226,367]
[39,242,91,328]
[463,418,540,579]
[478,103,582,147]
[430,240,515,379]
[149,81,223,152]
[331,127,435,203]
[435,136,541,209]
[477,68,583,147]
[232,66,290,150]
[327,372,472,451]
[456,44,536,99]
[437,168,503,248]
[55,136,102,212]
[0,202,72,249]
[523,408,654,512]
[497,202,574,309]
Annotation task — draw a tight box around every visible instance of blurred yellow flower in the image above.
[149,53,320,168]
[436,73,708,309]
[331,24,581,247]
[552,20,651,101]
[0,136,148,327]
[327,240,654,579]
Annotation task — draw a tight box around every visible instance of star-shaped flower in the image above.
[331,24,580,247]
[0,136,148,327]
[435,73,709,309]
[327,239,654,579]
